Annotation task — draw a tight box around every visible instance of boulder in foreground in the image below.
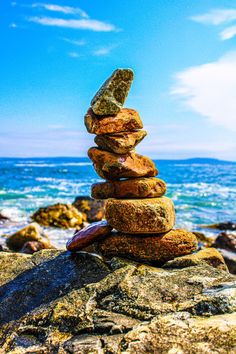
[88,147,158,180]
[6,223,52,252]
[32,203,85,229]
[91,177,166,199]
[105,196,175,233]
[97,229,197,263]
[85,108,143,135]
[91,68,134,115]
[0,250,235,352]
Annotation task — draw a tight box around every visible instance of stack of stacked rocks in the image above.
[67,69,198,264]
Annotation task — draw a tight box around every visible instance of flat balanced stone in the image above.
[66,220,112,251]
[88,147,158,180]
[96,229,198,263]
[84,108,143,135]
[105,197,175,233]
[91,177,166,199]
[95,130,147,154]
[91,68,134,115]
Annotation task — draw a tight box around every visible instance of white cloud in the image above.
[32,3,89,18]
[93,47,112,56]
[191,8,236,25]
[62,38,86,46]
[28,16,117,32]
[220,25,236,40]
[172,52,236,131]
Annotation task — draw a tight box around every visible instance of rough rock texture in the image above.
[163,247,228,271]
[32,203,85,229]
[0,250,235,353]
[105,197,175,233]
[88,147,158,181]
[95,130,147,154]
[91,177,166,199]
[91,68,134,115]
[218,248,236,275]
[85,108,143,135]
[97,229,198,263]
[6,223,52,252]
[20,240,55,254]
[213,232,236,252]
[72,196,105,222]
[67,221,113,252]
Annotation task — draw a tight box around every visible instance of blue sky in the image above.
[0,0,236,160]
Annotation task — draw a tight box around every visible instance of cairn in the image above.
[67,69,198,264]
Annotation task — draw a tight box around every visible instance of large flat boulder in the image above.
[0,250,235,352]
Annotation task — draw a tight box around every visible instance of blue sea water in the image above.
[0,157,236,248]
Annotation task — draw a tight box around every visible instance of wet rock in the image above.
[0,245,10,252]
[66,220,113,252]
[72,196,105,222]
[0,250,235,352]
[85,108,143,135]
[91,177,166,199]
[88,147,158,181]
[32,203,85,229]
[91,68,134,115]
[193,231,214,247]
[163,248,228,272]
[0,212,9,224]
[97,229,197,263]
[105,197,175,233]
[213,232,236,252]
[203,221,236,231]
[95,130,147,154]
[20,240,55,254]
[218,248,236,274]
[6,223,52,252]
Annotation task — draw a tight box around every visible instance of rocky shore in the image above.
[0,69,235,353]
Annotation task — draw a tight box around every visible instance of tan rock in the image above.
[6,223,51,252]
[88,147,158,180]
[20,240,55,254]
[91,68,134,115]
[84,108,143,135]
[163,248,228,272]
[32,203,85,229]
[66,220,113,251]
[97,229,198,263]
[91,177,166,199]
[105,197,175,233]
[94,130,147,154]
[72,196,105,222]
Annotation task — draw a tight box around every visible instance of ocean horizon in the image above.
[1,156,236,248]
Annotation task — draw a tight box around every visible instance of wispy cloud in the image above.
[31,3,89,18]
[61,37,86,46]
[93,46,113,56]
[191,8,236,40]
[172,52,236,131]
[191,8,236,25]
[220,25,236,40]
[28,16,117,32]
[9,23,17,28]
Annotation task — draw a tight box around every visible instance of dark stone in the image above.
[213,232,236,252]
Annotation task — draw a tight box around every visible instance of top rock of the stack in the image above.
[91,68,134,116]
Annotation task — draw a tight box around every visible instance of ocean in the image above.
[0,157,236,248]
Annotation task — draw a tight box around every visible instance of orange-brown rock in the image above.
[66,220,113,252]
[91,177,166,199]
[163,248,228,272]
[88,147,158,180]
[94,130,147,154]
[72,196,105,222]
[96,229,198,263]
[105,197,175,233]
[20,240,55,254]
[84,108,143,135]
